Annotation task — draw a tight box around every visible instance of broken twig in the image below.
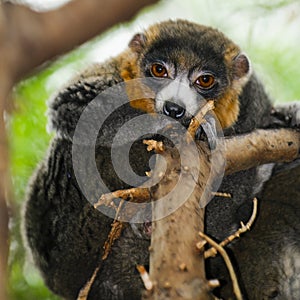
[187,100,215,140]
[199,232,243,300]
[137,265,153,291]
[205,198,258,258]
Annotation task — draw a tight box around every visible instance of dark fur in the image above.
[23,20,299,299]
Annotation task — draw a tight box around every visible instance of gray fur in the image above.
[23,20,300,299]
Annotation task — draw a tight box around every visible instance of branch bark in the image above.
[142,103,216,299]
[0,1,158,299]
[1,0,158,82]
[224,129,300,175]
[143,141,215,300]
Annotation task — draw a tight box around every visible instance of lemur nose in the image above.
[163,101,186,119]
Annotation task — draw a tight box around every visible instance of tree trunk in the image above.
[142,132,219,300]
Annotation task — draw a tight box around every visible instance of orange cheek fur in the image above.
[214,45,242,128]
[120,25,162,114]
[129,99,155,113]
[120,52,155,114]
[214,88,240,129]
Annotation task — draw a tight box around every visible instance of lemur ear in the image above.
[232,53,251,80]
[129,33,147,53]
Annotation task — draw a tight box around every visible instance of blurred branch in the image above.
[2,0,158,82]
[0,0,158,299]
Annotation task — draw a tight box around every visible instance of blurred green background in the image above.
[8,0,300,299]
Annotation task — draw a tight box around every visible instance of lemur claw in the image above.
[195,114,217,150]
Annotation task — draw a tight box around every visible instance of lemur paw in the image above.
[273,101,300,128]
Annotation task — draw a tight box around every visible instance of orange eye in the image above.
[195,74,215,89]
[150,63,168,78]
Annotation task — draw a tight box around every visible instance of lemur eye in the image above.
[150,63,168,78]
[195,74,215,89]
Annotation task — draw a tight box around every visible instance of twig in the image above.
[76,220,125,300]
[94,187,151,209]
[207,279,220,290]
[77,265,101,300]
[187,100,215,140]
[102,221,125,260]
[79,179,152,299]
[87,158,154,300]
[137,265,153,291]
[211,192,232,198]
[143,140,165,153]
[199,232,243,300]
[114,199,125,221]
[204,198,258,259]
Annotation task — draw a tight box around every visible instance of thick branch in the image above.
[225,129,300,175]
[143,103,217,300]
[2,0,158,82]
[143,142,215,300]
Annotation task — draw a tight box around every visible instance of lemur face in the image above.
[128,20,251,129]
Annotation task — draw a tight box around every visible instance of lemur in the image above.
[23,20,300,299]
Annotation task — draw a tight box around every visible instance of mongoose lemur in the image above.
[23,20,300,299]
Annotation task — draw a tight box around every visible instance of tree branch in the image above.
[225,129,300,175]
[199,232,242,300]
[2,0,158,82]
[143,143,215,300]
[142,103,217,300]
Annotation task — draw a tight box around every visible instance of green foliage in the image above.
[9,72,56,300]
[9,51,89,300]
[9,261,60,300]
[254,48,300,102]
